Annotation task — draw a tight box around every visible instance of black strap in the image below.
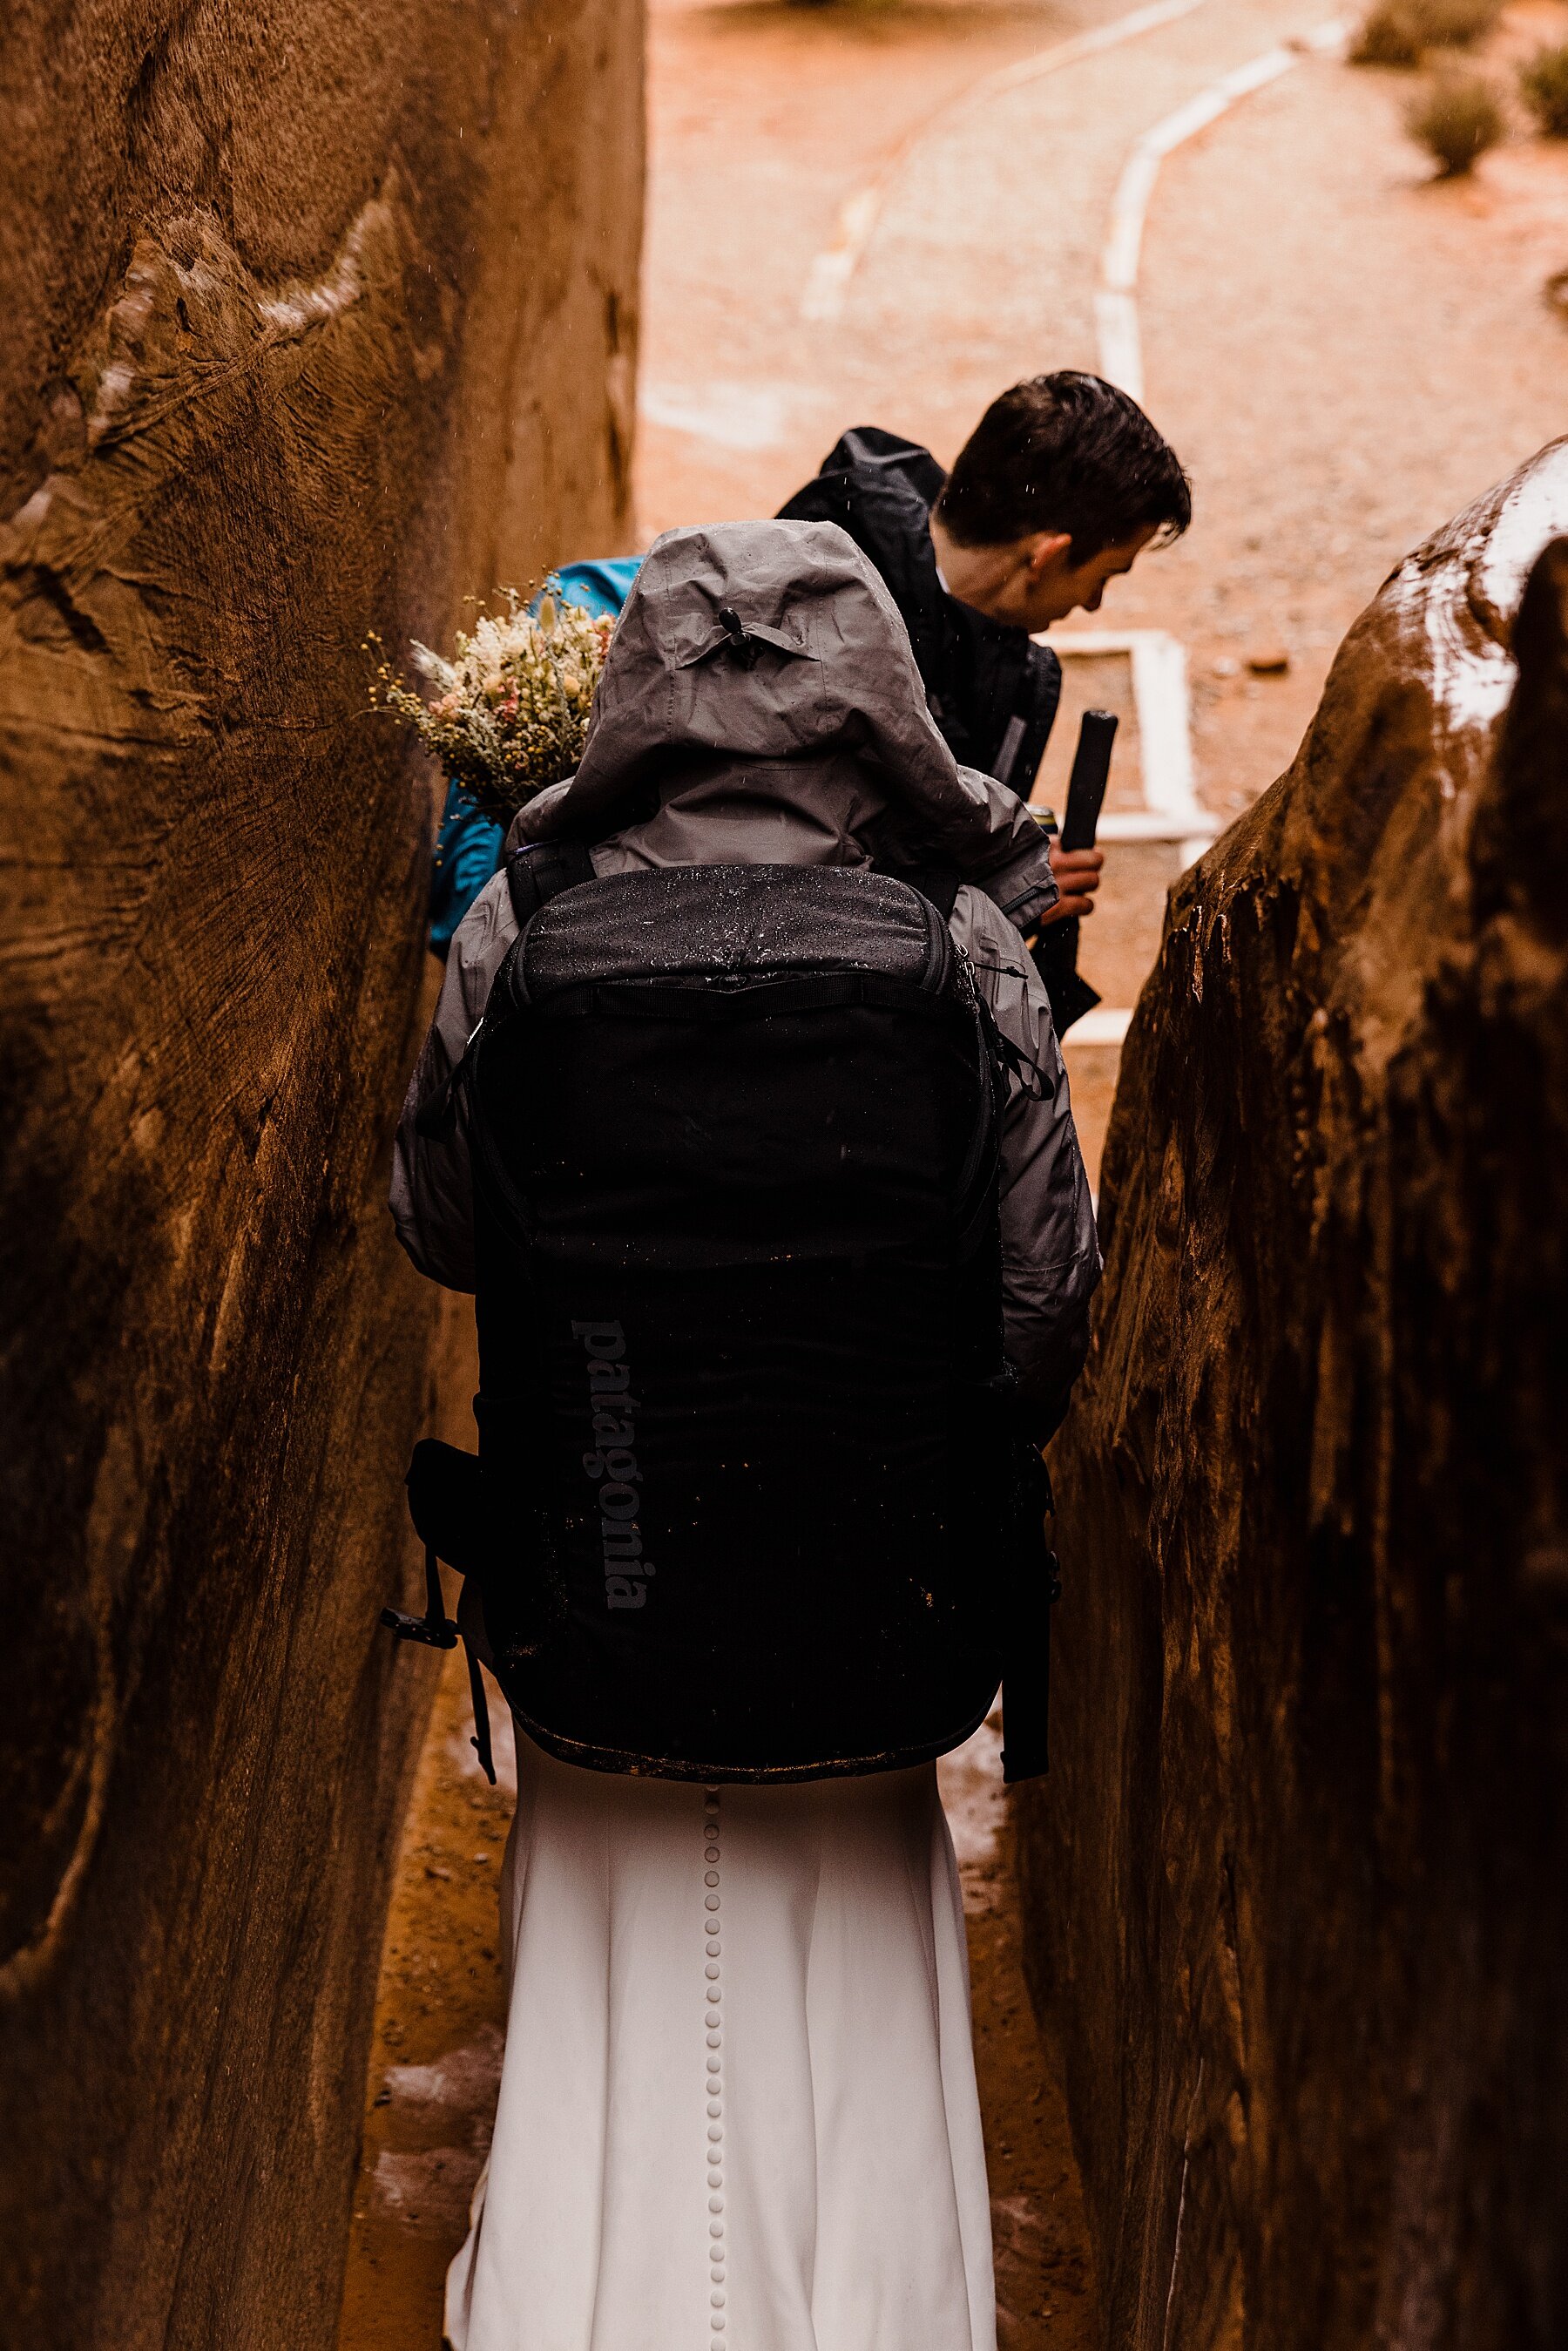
[379,1542,460,1650]
[870,860,963,919]
[513,846,960,926]
[416,847,597,1139]
[537,971,961,1024]
[463,1635,497,1785]
[405,1439,491,1575]
[1029,923,1101,1037]
[505,837,598,926]
[972,986,1054,1106]
[990,712,1030,794]
[993,1025,1052,1103]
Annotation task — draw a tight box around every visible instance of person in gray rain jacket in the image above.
[389,518,1099,2351]
[393,518,1098,1437]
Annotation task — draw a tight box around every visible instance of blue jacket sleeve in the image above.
[429,786,506,959]
[553,558,643,619]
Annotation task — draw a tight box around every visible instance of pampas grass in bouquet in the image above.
[368,582,614,823]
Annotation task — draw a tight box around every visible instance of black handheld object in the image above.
[1060,708,1118,852]
[1026,708,1117,1036]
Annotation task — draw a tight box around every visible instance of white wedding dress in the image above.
[444,1733,996,2351]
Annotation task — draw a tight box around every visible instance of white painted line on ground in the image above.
[1042,627,1216,850]
[1130,630,1202,822]
[801,0,1218,323]
[1066,1006,1135,1046]
[1096,810,1216,848]
[1033,631,1213,1054]
[1095,19,1348,398]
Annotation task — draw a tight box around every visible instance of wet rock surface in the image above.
[1017,443,1568,2351]
[0,6,640,2343]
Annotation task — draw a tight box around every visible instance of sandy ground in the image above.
[338,2,1565,2341]
[336,1645,512,2351]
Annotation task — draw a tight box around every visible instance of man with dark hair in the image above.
[778,372,1192,957]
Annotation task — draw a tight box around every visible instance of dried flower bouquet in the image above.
[368,583,614,822]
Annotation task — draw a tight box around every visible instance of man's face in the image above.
[1017,525,1159,630]
[929,512,1161,632]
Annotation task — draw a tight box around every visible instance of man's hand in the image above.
[1040,844,1105,925]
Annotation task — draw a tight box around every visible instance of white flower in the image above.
[409,640,457,689]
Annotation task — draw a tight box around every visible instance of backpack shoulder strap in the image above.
[505,837,598,927]
[870,860,963,921]
[416,840,596,1142]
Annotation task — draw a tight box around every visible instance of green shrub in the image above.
[1353,0,1501,64]
[1519,43,1568,135]
[1407,68,1505,171]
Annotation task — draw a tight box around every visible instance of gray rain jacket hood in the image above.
[510,519,1060,932]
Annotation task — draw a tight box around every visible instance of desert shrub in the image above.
[1519,43,1568,135]
[1407,68,1505,170]
[1353,0,1500,64]
[1420,0,1504,44]
[1353,3,1426,64]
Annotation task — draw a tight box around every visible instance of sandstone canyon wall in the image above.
[0,5,641,2343]
[1018,444,1568,2351]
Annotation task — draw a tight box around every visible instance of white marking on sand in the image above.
[801,0,1220,323]
[1069,1006,1136,1046]
[1096,21,1348,401]
[1042,632,1219,1045]
[1045,627,1213,857]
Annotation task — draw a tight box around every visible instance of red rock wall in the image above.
[0,6,641,2342]
[1017,444,1568,2351]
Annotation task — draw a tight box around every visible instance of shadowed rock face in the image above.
[1017,443,1568,2351]
[0,5,640,2343]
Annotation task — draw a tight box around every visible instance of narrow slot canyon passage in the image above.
[339,0,1565,2340]
[8,0,1562,2338]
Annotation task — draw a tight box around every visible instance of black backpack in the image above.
[391,850,1056,1783]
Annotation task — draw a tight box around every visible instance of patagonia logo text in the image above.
[575,1321,652,1611]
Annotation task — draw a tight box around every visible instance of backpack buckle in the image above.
[380,1543,459,1650]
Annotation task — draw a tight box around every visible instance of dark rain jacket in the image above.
[778,426,1063,800]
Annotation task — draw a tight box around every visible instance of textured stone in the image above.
[0,4,640,2343]
[1017,443,1568,2351]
